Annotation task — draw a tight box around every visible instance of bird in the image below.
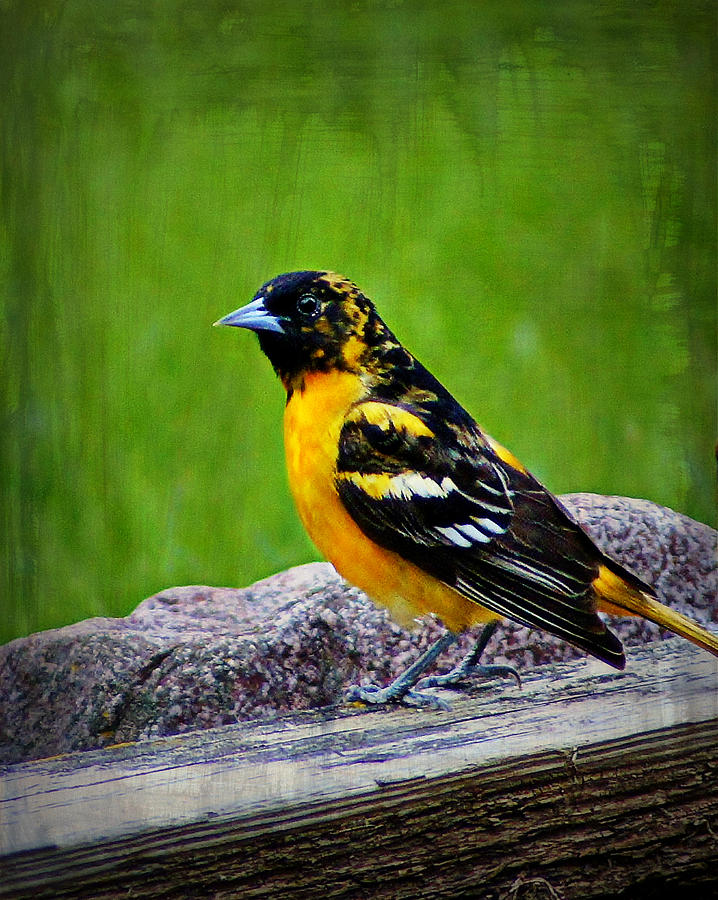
[215,270,718,707]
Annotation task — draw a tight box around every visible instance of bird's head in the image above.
[215,270,400,390]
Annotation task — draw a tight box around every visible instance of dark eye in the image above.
[296,293,321,319]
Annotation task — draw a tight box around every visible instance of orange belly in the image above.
[283,370,497,633]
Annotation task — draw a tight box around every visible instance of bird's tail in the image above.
[594,564,718,658]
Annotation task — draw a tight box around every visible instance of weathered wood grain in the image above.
[1,638,717,898]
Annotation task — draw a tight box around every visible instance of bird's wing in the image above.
[335,399,515,559]
[335,399,625,667]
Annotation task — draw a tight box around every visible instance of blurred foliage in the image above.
[1,0,715,642]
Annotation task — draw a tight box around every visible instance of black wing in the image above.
[335,399,625,668]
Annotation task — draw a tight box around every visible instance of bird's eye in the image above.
[296,294,321,319]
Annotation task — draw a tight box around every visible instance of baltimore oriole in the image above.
[216,270,718,707]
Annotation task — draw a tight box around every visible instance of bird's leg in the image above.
[345,631,458,709]
[417,622,521,690]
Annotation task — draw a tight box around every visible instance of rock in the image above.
[1,495,715,765]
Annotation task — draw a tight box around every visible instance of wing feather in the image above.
[335,399,625,667]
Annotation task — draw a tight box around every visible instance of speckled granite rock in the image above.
[1,494,715,765]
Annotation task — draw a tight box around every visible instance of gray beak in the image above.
[213,296,285,333]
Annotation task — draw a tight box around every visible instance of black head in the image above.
[215,270,397,388]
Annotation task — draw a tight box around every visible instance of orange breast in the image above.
[283,370,496,633]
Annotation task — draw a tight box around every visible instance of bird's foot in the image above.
[345,682,450,710]
[344,631,457,710]
[417,661,521,691]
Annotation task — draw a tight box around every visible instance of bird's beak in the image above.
[213,296,285,333]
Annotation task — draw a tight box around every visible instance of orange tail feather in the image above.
[594,565,718,658]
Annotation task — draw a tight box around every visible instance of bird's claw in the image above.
[345,682,450,710]
[417,662,521,691]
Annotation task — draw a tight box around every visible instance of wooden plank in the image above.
[1,638,717,898]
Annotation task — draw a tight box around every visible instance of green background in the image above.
[2,0,715,644]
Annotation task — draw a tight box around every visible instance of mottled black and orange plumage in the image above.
[216,270,718,705]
